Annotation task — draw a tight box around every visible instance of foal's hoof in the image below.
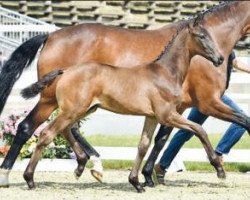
[74,157,88,179]
[217,168,226,179]
[129,178,146,193]
[0,169,10,188]
[74,168,83,180]
[133,184,145,193]
[23,172,35,189]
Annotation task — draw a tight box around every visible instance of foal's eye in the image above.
[199,34,205,39]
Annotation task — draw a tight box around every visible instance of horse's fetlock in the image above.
[23,171,33,182]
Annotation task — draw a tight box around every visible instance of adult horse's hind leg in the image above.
[129,117,158,193]
[161,111,225,179]
[142,125,173,187]
[61,127,89,179]
[70,122,103,182]
[199,97,250,133]
[71,122,100,158]
[0,100,56,187]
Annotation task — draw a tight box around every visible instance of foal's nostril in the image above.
[219,56,224,64]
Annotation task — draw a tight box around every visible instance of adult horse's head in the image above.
[187,20,224,67]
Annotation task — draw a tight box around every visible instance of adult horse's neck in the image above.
[202,1,250,55]
[155,27,190,84]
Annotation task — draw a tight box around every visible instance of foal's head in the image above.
[187,21,224,67]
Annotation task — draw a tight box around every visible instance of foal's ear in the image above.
[188,22,202,35]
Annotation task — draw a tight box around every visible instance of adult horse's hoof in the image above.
[0,169,10,188]
[142,176,155,188]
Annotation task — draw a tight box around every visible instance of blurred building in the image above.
[1,1,249,54]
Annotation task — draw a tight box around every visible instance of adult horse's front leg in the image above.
[129,117,157,193]
[199,96,250,133]
[142,125,173,187]
[0,101,56,187]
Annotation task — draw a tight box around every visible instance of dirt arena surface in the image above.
[1,170,249,200]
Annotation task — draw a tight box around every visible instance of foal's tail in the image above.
[0,34,49,114]
[21,69,64,99]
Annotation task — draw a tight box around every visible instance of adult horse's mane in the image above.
[153,1,237,63]
[198,1,238,22]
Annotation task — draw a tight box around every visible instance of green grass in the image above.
[85,160,250,172]
[84,133,250,149]
[185,162,250,172]
[84,134,141,147]
[84,133,250,172]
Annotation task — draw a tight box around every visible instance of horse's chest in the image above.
[158,81,182,103]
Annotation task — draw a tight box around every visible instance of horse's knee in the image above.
[15,120,34,144]
[38,130,54,148]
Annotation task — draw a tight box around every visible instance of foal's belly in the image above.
[97,94,155,116]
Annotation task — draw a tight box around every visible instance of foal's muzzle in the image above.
[213,56,224,67]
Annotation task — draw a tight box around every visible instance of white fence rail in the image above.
[0,146,249,173]
[0,6,58,58]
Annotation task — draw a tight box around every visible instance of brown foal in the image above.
[21,21,223,192]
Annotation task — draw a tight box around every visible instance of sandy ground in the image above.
[1,170,249,200]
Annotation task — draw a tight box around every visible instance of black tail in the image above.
[21,69,64,99]
[0,34,49,114]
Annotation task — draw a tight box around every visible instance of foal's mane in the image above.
[152,24,186,63]
[153,1,238,63]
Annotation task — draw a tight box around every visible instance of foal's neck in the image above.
[156,28,191,84]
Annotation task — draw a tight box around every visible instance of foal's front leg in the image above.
[161,111,225,179]
[129,117,158,193]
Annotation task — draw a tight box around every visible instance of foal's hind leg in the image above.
[142,106,185,187]
[161,111,225,179]
[0,100,56,187]
[23,111,80,188]
[128,117,158,193]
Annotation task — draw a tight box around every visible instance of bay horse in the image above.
[20,20,223,192]
[0,1,250,188]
